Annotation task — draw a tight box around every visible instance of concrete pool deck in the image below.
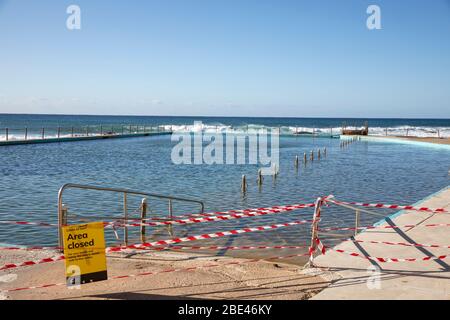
[357,135,450,150]
[0,249,326,300]
[311,186,450,300]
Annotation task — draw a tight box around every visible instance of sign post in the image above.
[62,222,108,287]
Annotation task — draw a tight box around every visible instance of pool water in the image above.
[0,134,449,262]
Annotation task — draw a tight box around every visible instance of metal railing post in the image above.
[355,210,360,237]
[62,204,68,226]
[41,128,45,139]
[57,127,61,138]
[100,125,103,135]
[58,203,69,252]
[24,127,27,140]
[71,127,74,137]
[5,128,8,141]
[57,186,66,251]
[140,198,147,243]
[123,192,128,245]
[168,199,174,236]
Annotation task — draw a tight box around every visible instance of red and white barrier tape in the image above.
[319,223,450,232]
[119,244,309,252]
[0,245,60,251]
[343,239,450,249]
[325,198,448,214]
[0,220,57,227]
[0,219,311,271]
[316,238,326,255]
[1,251,311,293]
[141,203,316,220]
[106,219,312,253]
[0,255,65,271]
[108,203,314,228]
[325,246,448,263]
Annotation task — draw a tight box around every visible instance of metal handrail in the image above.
[1,125,170,142]
[57,183,205,248]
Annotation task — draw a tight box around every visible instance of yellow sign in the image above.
[62,222,108,286]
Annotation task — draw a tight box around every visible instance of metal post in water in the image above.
[42,128,45,139]
[318,149,321,160]
[295,155,299,168]
[100,125,103,135]
[5,128,8,141]
[273,164,278,179]
[24,127,28,140]
[71,127,74,137]
[57,127,61,138]
[241,175,247,193]
[257,169,263,186]
[140,198,147,243]
[303,152,307,164]
[86,127,89,137]
[310,150,314,161]
[324,148,327,157]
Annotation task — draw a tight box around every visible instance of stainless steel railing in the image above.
[57,183,205,248]
[1,125,169,141]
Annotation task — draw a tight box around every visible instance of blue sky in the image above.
[0,0,449,117]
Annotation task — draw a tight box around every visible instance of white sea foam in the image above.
[1,124,448,140]
[163,123,450,138]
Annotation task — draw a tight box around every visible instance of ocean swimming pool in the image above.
[0,133,449,261]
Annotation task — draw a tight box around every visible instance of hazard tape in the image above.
[325,198,448,213]
[149,203,316,220]
[0,255,65,271]
[0,245,60,251]
[1,251,311,293]
[316,238,326,255]
[0,220,57,227]
[106,219,312,253]
[319,223,450,232]
[0,202,315,231]
[119,244,309,252]
[343,239,450,249]
[324,246,448,263]
[0,219,312,271]
[108,203,314,228]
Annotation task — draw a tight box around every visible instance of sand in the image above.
[0,249,328,300]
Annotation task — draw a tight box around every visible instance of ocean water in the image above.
[0,114,449,262]
[1,114,450,139]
